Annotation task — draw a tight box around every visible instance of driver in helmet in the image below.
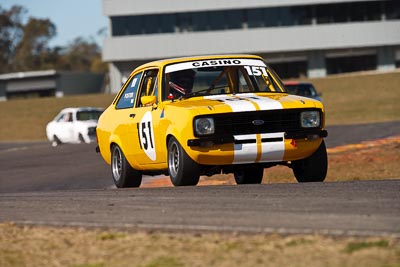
[168,69,196,98]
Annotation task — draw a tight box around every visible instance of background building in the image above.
[102,0,400,93]
[0,70,105,101]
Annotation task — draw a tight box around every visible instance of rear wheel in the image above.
[168,137,200,186]
[111,145,142,188]
[234,166,264,184]
[292,140,328,183]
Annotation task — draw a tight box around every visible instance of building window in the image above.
[159,14,176,33]
[248,8,267,28]
[326,55,377,75]
[316,1,385,24]
[192,12,208,31]
[385,0,400,20]
[177,13,192,32]
[143,15,158,34]
[270,61,308,79]
[208,11,225,31]
[111,16,128,36]
[364,1,382,21]
[225,10,243,30]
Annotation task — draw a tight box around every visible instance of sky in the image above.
[2,0,108,47]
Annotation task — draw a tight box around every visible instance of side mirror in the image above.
[141,95,157,107]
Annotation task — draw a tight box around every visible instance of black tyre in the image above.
[52,135,62,147]
[168,137,200,186]
[292,140,328,183]
[234,166,264,184]
[111,145,142,188]
[78,133,85,143]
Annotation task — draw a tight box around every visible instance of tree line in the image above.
[0,5,107,74]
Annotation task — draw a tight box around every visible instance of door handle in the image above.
[129,114,135,118]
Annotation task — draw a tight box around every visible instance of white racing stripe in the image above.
[207,94,285,163]
[259,132,285,162]
[205,93,283,112]
[232,133,285,164]
[233,134,258,164]
[238,93,283,110]
[205,95,256,112]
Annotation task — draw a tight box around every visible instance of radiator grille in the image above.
[209,108,321,136]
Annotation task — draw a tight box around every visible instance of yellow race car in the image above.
[96,54,328,187]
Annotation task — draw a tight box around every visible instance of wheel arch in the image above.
[108,134,142,170]
[98,134,123,165]
[165,132,197,164]
[109,134,123,151]
[166,134,174,150]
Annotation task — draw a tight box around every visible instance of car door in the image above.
[128,68,166,165]
[111,71,143,166]
[54,111,75,143]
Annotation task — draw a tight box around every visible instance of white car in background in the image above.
[46,107,104,146]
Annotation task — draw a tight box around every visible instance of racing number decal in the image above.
[141,121,154,150]
[138,111,156,161]
[244,66,268,76]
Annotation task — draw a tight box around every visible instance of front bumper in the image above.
[187,129,328,147]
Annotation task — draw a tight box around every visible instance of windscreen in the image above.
[163,58,285,100]
[76,110,103,121]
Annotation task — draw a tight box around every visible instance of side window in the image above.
[66,112,73,122]
[57,112,73,122]
[136,69,159,107]
[153,77,159,100]
[237,68,252,93]
[57,113,66,122]
[116,72,143,109]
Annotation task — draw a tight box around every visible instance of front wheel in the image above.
[168,137,200,186]
[78,133,86,143]
[111,145,142,188]
[234,166,264,184]
[292,140,328,183]
[52,135,62,147]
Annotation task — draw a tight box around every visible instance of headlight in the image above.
[194,118,215,136]
[301,111,320,128]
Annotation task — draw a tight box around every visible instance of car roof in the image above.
[130,54,264,75]
[60,107,104,113]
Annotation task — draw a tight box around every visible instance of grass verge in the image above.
[309,72,400,125]
[0,223,399,267]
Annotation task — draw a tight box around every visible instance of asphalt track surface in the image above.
[0,121,399,236]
